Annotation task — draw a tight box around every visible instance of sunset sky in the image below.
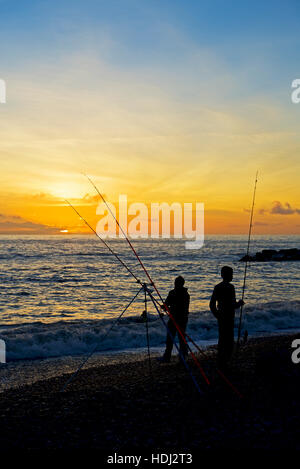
[0,0,300,234]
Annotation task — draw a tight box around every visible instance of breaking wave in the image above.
[1,300,299,361]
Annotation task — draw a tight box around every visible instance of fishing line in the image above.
[146,287,204,395]
[60,286,144,392]
[63,204,201,394]
[65,199,142,284]
[65,176,241,396]
[143,284,153,379]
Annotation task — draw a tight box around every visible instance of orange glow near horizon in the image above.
[0,190,299,236]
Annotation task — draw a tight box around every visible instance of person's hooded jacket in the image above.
[165,286,190,319]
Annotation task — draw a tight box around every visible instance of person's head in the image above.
[174,275,185,289]
[221,266,233,282]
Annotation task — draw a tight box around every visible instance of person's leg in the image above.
[218,319,234,370]
[217,320,227,370]
[178,317,188,357]
[224,321,234,363]
[163,319,176,361]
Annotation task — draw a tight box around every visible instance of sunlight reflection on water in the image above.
[0,234,299,325]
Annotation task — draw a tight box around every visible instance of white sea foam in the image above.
[1,300,299,361]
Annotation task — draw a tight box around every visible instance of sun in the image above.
[48,182,85,200]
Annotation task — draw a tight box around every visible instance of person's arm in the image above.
[185,292,190,315]
[165,291,171,307]
[209,287,219,318]
[235,299,245,308]
[161,291,171,311]
[233,285,244,309]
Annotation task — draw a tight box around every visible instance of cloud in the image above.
[3,192,100,207]
[81,193,100,204]
[0,213,59,234]
[258,208,267,215]
[256,202,300,216]
[254,221,282,226]
[270,201,300,215]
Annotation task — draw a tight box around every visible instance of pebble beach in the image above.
[0,333,299,451]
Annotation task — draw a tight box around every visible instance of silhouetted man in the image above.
[159,276,190,363]
[210,266,244,370]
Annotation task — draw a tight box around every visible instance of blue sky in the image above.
[0,0,299,108]
[1,1,300,72]
[0,0,299,113]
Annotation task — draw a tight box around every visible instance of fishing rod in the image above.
[85,174,210,386]
[237,171,259,346]
[64,200,206,393]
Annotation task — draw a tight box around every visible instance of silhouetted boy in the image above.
[210,266,244,370]
[159,276,190,363]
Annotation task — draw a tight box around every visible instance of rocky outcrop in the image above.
[240,248,300,262]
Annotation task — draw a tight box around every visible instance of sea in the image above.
[0,234,299,362]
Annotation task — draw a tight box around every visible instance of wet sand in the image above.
[0,348,161,393]
[0,333,299,451]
